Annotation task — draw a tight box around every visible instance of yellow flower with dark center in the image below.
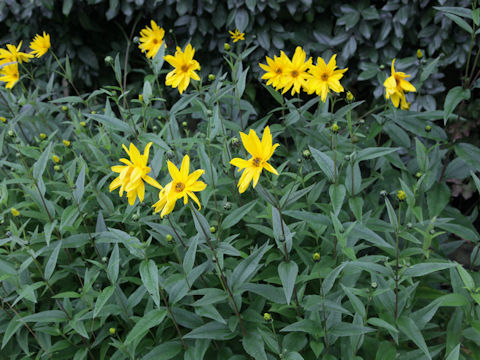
[259,51,290,91]
[29,32,51,58]
[305,54,348,102]
[229,29,245,43]
[280,47,312,95]
[138,20,166,59]
[0,41,33,63]
[152,154,207,218]
[110,142,162,206]
[230,126,279,193]
[164,44,200,94]
[0,63,19,89]
[383,59,416,109]
[11,208,20,217]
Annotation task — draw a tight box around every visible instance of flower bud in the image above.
[210,226,216,234]
[104,56,114,65]
[224,43,231,51]
[52,155,60,163]
[40,133,47,139]
[0,116,6,123]
[429,229,435,235]
[263,312,271,321]
[61,105,68,112]
[346,91,354,101]
[63,139,71,147]
[407,222,413,229]
[331,123,339,132]
[138,94,143,102]
[80,121,86,127]
[109,327,116,335]
[379,64,385,70]
[91,110,96,114]
[231,137,240,147]
[397,190,406,201]
[344,155,350,162]
[302,149,311,159]
[6,231,12,237]
[153,125,158,131]
[416,172,422,179]
[8,130,14,137]
[102,256,107,262]
[416,49,423,59]
[54,165,61,171]
[371,281,377,288]
[425,125,432,132]
[380,190,387,197]
[312,252,320,262]
[208,74,216,81]
[223,202,232,211]
[11,208,20,217]
[352,135,359,143]
[182,121,188,127]
[166,234,173,242]
[132,214,139,221]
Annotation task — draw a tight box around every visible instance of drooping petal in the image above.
[252,167,263,188]
[230,157,250,170]
[188,191,202,209]
[263,162,279,175]
[144,176,163,189]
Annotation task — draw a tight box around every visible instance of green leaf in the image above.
[456,143,480,170]
[397,316,432,360]
[456,264,475,290]
[278,261,298,305]
[420,56,441,82]
[22,310,68,323]
[367,317,398,333]
[87,113,134,134]
[62,0,73,16]
[242,331,267,360]
[183,237,198,275]
[72,164,86,203]
[44,241,62,281]
[434,6,473,19]
[329,323,375,336]
[342,285,366,318]
[471,171,480,193]
[125,308,167,345]
[140,260,160,308]
[94,286,115,318]
[403,262,455,277]
[33,142,52,181]
[445,344,461,360]
[427,182,450,217]
[114,53,122,86]
[329,184,346,216]
[356,147,398,162]
[444,86,470,125]
[107,244,120,284]
[309,146,335,182]
[184,321,234,340]
[231,242,271,289]
[2,318,23,349]
[384,198,398,230]
[222,201,256,229]
[143,80,152,104]
[444,13,473,33]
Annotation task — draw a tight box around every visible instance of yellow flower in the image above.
[29,32,51,58]
[259,51,290,91]
[0,63,19,89]
[11,208,20,217]
[52,155,60,163]
[152,154,207,218]
[230,126,279,193]
[164,44,200,94]
[110,142,162,206]
[229,29,245,43]
[138,20,166,59]
[383,59,416,109]
[397,190,406,201]
[305,54,348,102]
[282,46,312,95]
[0,41,33,63]
[63,139,71,147]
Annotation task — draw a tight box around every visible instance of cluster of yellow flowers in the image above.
[0,32,51,89]
[110,126,278,217]
[259,47,416,108]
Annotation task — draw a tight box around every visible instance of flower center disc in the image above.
[321,73,329,81]
[181,64,189,72]
[252,158,261,167]
[275,68,282,74]
[291,70,299,77]
[175,182,185,192]
[153,39,159,44]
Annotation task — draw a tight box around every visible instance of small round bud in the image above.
[0,116,6,123]
[344,155,350,162]
[104,56,114,65]
[166,234,173,242]
[224,43,231,51]
[153,125,158,131]
[182,121,188,127]
[52,155,60,163]
[91,110,96,114]
[128,231,135,236]
[302,149,311,159]
[61,105,68,112]
[133,36,140,43]
[380,190,387,197]
[208,74,216,81]
[40,133,47,139]
[359,119,365,124]
[297,158,302,163]
[11,208,20,217]
[371,281,377,288]
[166,150,175,159]
[263,312,271,321]
[15,152,20,158]
[8,130,14,137]
[416,172,422,179]
[313,252,320,262]
[407,222,413,229]
[101,256,107,262]
[54,165,61,171]
[416,49,423,59]
[379,64,385,70]
[169,29,173,34]
[425,125,432,132]
[210,226,216,234]
[157,115,163,120]
[231,137,239,146]
[346,91,354,101]
[223,202,232,211]
[6,231,12,237]
[352,135,359,143]
[80,121,86,127]
[279,235,285,243]
[429,229,435,235]
[109,327,116,335]
[132,214,139,221]
[138,94,143,102]
[206,109,213,116]
[331,123,339,132]
[63,139,71,147]
[397,190,406,201]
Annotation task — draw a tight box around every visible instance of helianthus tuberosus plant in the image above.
[2,8,480,360]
